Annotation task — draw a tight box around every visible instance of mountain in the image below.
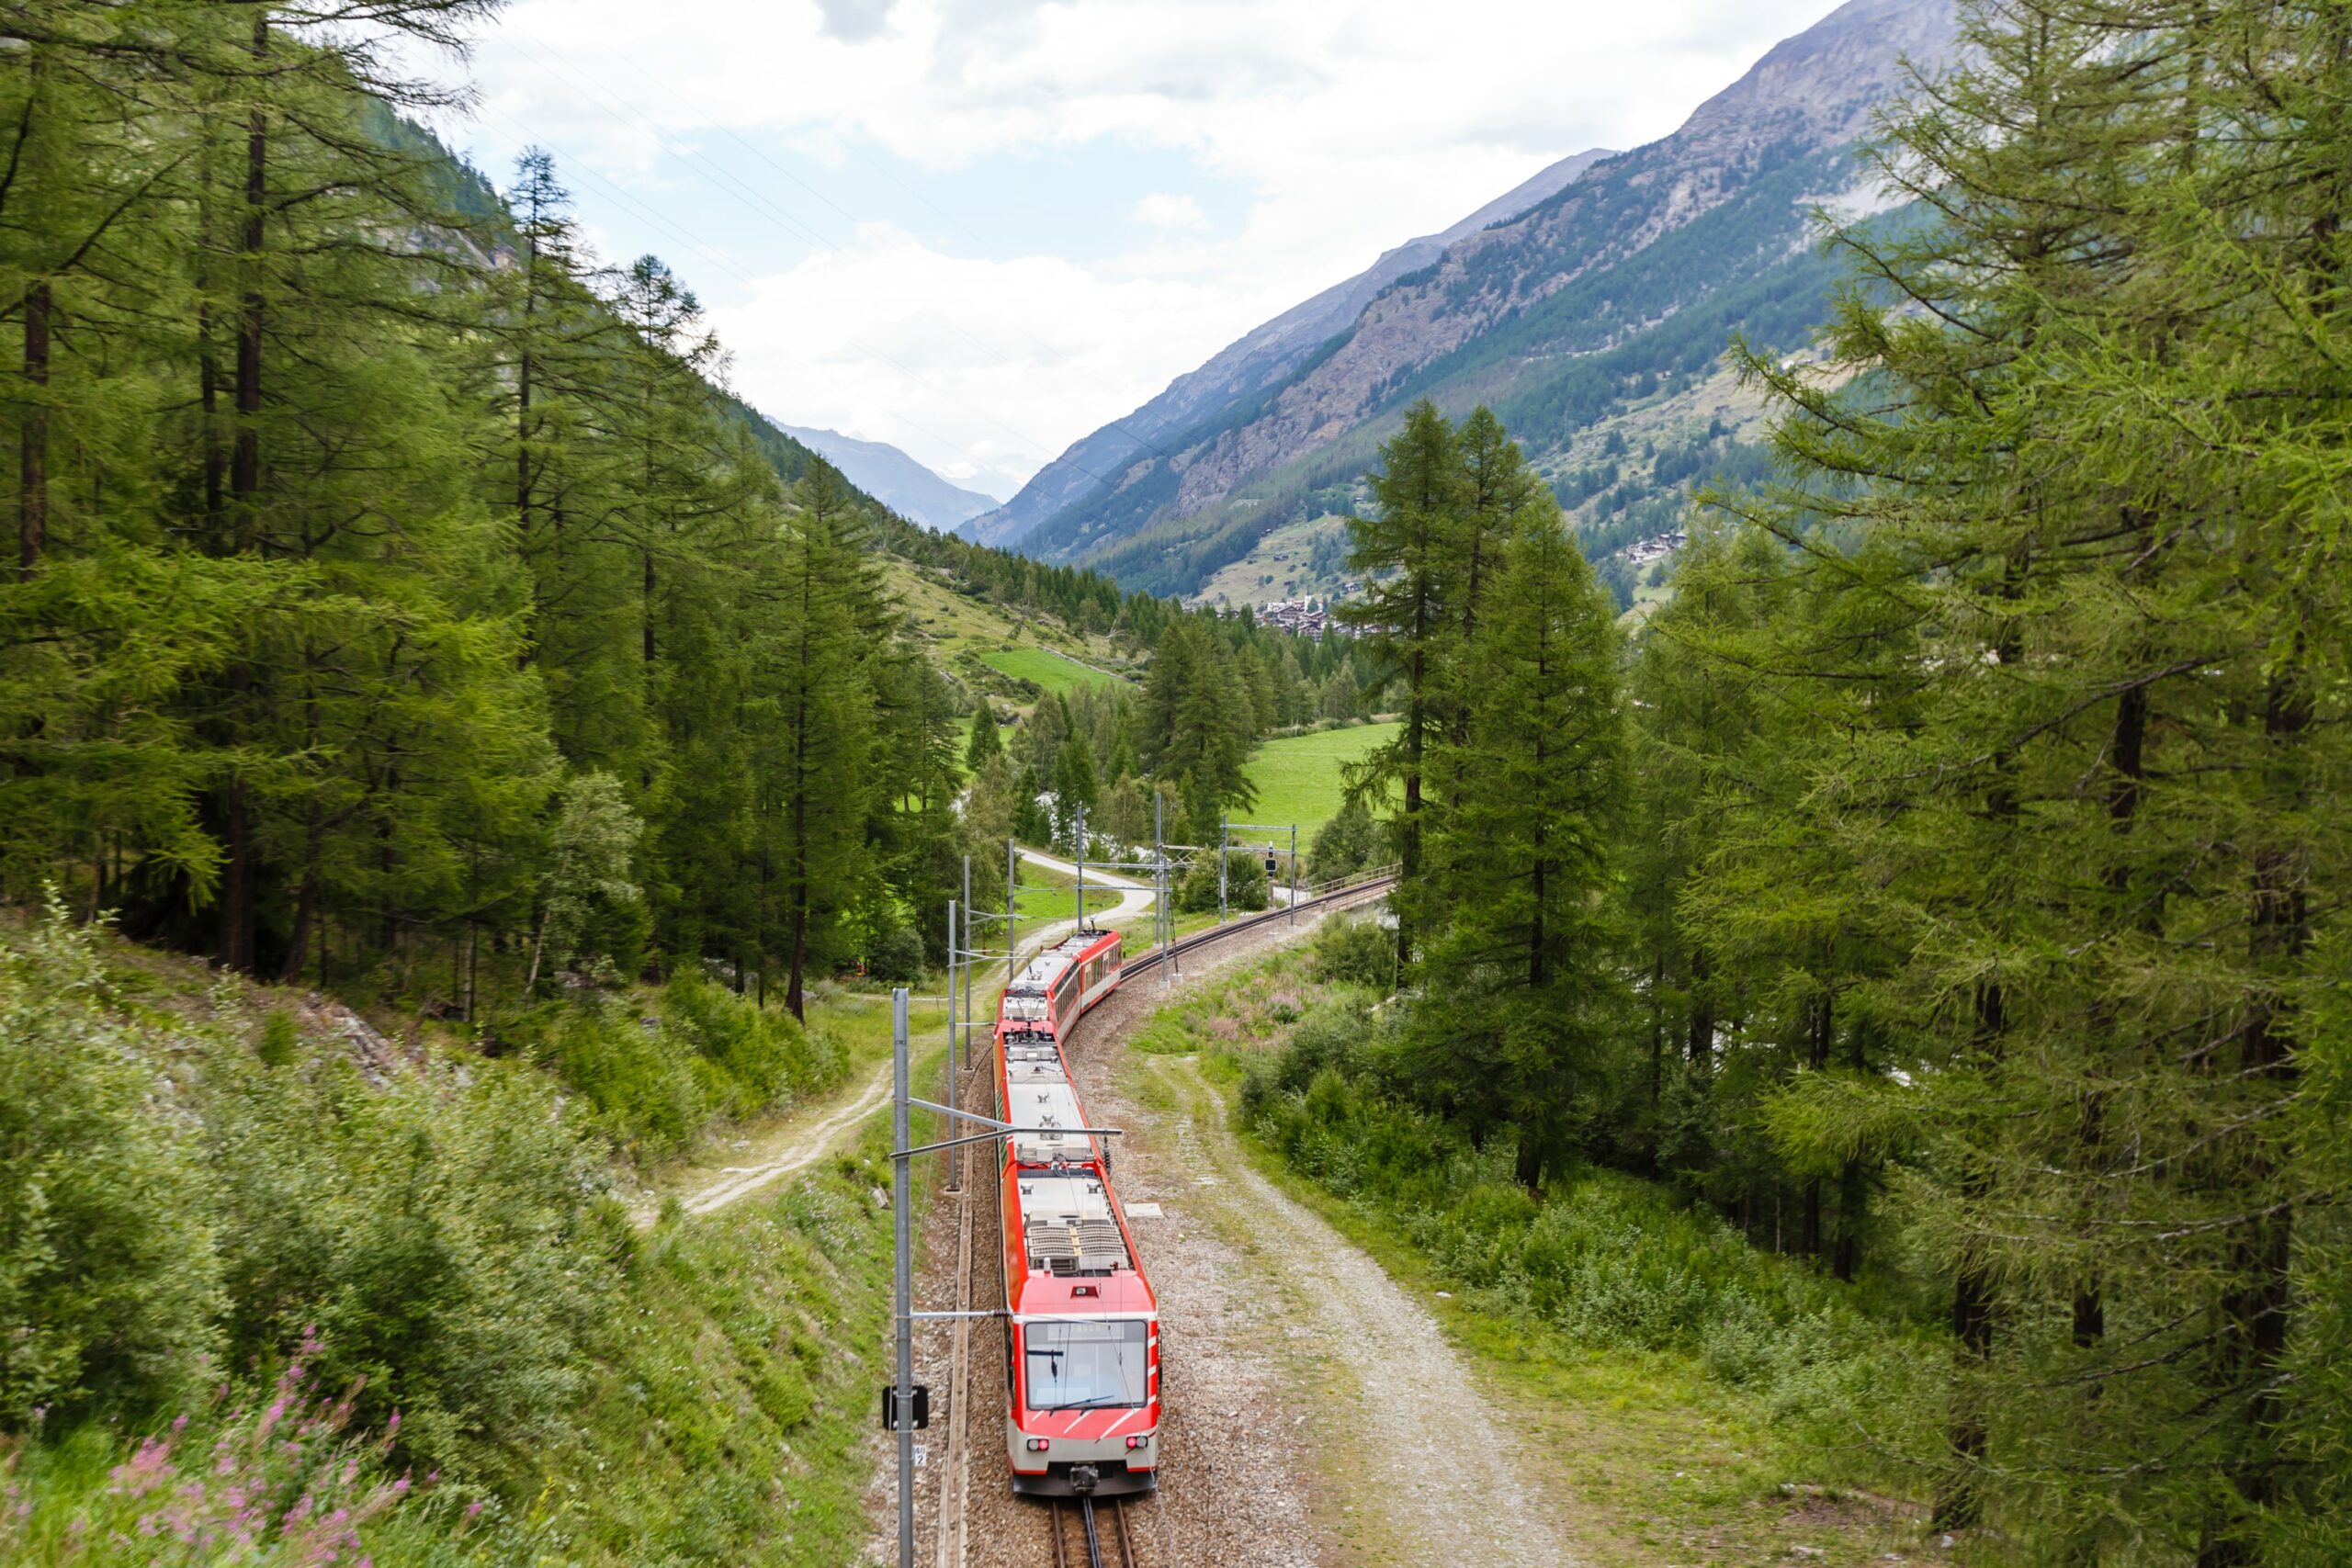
[962,146,1616,547]
[766,419,1004,531]
[975,0,1959,601]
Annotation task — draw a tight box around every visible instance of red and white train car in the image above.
[992,927,1160,1497]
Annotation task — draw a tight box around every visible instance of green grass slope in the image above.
[1242,722,1397,840]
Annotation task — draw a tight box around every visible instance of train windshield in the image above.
[1023,1319,1148,1410]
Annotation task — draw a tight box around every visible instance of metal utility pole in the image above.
[891,987,914,1568]
[1154,792,1170,987]
[961,855,974,1067]
[1218,814,1229,926]
[1075,807,1086,928]
[1005,837,1019,992]
[1290,823,1299,928]
[944,902,959,1194]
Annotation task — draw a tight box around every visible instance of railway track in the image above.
[1046,1495,1138,1568]
[1118,872,1397,987]
[937,869,1395,1568]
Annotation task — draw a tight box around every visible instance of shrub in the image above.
[1307,795,1381,882]
[1238,997,1931,1415]
[1176,851,1270,914]
[866,925,926,985]
[0,1337,447,1566]
[511,975,841,1158]
[1307,914,1396,991]
[198,1032,622,1470]
[0,904,220,1427]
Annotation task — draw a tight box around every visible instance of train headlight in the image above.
[1025,1438,1050,1452]
[1125,1435,1149,1450]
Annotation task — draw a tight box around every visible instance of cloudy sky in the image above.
[421,0,1841,502]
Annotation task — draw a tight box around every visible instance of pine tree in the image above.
[1340,400,1464,967]
[1708,2,2352,1552]
[1415,496,1624,1186]
[965,704,1002,773]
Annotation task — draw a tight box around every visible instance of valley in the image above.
[4,1,2345,1566]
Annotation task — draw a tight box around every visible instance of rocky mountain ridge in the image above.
[976,0,1959,599]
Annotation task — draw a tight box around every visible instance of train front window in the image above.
[1023,1320,1147,1410]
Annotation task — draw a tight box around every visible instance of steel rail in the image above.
[1118,874,1396,984]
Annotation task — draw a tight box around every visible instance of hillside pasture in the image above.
[978,645,1123,696]
[1240,722,1398,840]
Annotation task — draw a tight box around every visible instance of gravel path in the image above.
[1137,1052,1580,1568]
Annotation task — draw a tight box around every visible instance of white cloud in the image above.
[1130,192,1209,231]
[424,0,1851,493]
[716,222,1252,502]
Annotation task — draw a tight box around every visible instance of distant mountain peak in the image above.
[961,141,1617,548]
[764,419,1004,532]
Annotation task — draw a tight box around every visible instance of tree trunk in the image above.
[280,793,322,984]
[1934,977,2005,1533]
[1687,948,1713,1069]
[1801,983,1832,1262]
[2199,657,2311,1566]
[18,280,50,575]
[217,17,269,971]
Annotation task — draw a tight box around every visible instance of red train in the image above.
[991,925,1160,1497]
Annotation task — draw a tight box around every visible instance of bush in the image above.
[198,1026,622,1469]
[866,925,926,985]
[1307,795,1381,882]
[0,1341,447,1565]
[1307,914,1396,991]
[511,974,842,1157]
[1176,850,1270,914]
[1237,999,1930,1415]
[0,905,220,1427]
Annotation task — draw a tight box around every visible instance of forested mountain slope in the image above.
[987,0,1956,600]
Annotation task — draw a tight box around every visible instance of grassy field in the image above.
[978,644,1122,696]
[1241,721,1397,839]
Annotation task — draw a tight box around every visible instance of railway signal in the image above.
[879,1383,932,1430]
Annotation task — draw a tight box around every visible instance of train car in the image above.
[996,926,1123,1049]
[990,927,1159,1497]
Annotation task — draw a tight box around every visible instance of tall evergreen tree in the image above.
[1415,496,1624,1186]
[1340,400,1464,967]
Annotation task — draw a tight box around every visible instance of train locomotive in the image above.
[992,925,1160,1498]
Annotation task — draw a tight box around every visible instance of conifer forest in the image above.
[0,1,2347,1565]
